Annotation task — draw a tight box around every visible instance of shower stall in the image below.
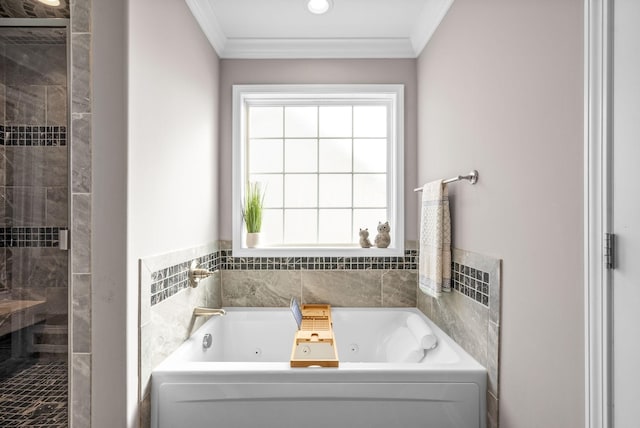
[0,23,70,426]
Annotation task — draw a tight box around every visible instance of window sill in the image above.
[231,245,405,258]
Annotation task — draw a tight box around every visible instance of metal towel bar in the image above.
[414,170,478,192]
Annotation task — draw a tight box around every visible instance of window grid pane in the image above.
[247,102,390,247]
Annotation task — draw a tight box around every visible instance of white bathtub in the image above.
[151,307,487,428]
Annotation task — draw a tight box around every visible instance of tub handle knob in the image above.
[189,260,215,288]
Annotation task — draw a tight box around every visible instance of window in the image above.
[233,84,404,256]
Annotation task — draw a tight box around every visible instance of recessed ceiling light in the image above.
[307,0,332,15]
[38,0,61,6]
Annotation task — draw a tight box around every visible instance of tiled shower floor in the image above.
[0,360,68,427]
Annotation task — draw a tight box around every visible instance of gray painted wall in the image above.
[416,0,584,426]
[127,0,221,423]
[94,0,221,425]
[218,58,419,242]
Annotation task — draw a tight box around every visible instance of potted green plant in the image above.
[242,182,265,248]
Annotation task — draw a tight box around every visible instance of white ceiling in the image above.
[185,0,454,59]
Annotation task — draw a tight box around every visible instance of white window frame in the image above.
[232,84,404,257]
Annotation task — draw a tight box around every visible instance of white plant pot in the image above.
[246,232,261,248]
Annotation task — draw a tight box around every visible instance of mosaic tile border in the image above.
[452,261,490,307]
[150,251,219,306]
[0,125,67,147]
[222,250,418,271]
[0,227,64,248]
[150,249,419,306]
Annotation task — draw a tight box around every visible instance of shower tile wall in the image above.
[0,3,92,426]
[0,37,69,330]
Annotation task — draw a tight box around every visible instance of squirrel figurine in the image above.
[374,221,391,248]
[359,228,373,248]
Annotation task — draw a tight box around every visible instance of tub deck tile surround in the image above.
[222,270,300,307]
[432,290,489,365]
[418,248,502,428]
[301,270,382,307]
[381,269,418,307]
[140,242,501,428]
[150,241,419,307]
[139,242,223,427]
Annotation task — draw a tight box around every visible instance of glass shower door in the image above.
[0,26,69,427]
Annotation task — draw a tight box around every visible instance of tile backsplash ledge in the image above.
[148,241,496,309]
[150,242,418,306]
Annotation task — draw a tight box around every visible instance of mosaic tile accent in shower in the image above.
[0,360,68,428]
[451,261,490,307]
[0,227,64,248]
[0,125,67,146]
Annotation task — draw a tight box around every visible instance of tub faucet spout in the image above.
[193,307,226,317]
[187,306,226,337]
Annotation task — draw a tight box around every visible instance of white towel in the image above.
[406,314,438,350]
[418,180,452,298]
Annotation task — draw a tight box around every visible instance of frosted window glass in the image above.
[284,209,317,244]
[353,174,387,207]
[236,86,402,252]
[353,139,387,173]
[318,210,352,244]
[319,106,352,137]
[353,209,388,235]
[319,174,351,207]
[285,139,318,172]
[285,106,318,138]
[319,139,352,172]
[261,209,283,245]
[249,139,283,173]
[249,174,283,207]
[249,107,283,138]
[284,174,317,207]
[354,105,387,138]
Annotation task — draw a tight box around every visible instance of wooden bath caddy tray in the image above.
[290,304,339,368]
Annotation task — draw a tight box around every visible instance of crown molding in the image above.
[185,0,454,59]
[185,0,227,54]
[410,0,454,56]
[221,38,417,59]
